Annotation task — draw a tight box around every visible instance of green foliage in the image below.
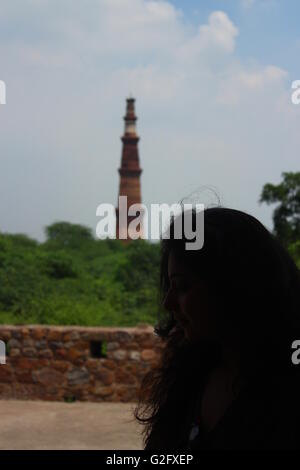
[0,223,160,326]
[259,171,300,247]
[40,251,78,279]
[115,239,160,291]
[44,221,93,250]
[288,240,300,270]
[0,212,298,327]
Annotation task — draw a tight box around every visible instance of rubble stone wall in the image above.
[0,325,164,402]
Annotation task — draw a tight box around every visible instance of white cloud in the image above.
[0,0,298,240]
[176,11,238,65]
[217,65,288,104]
[197,11,239,53]
[50,0,183,59]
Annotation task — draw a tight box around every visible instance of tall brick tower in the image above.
[116,97,143,242]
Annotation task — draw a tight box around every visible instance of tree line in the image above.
[0,172,299,326]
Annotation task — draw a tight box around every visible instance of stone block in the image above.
[48,330,63,341]
[9,348,21,357]
[0,366,13,382]
[94,369,114,385]
[129,351,140,361]
[141,349,157,361]
[32,328,47,340]
[38,349,53,359]
[7,338,21,349]
[93,383,114,397]
[32,367,65,387]
[23,347,37,357]
[67,367,90,385]
[106,341,120,351]
[112,350,127,361]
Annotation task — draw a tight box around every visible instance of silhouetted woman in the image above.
[134,206,300,450]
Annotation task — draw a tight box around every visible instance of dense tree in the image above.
[0,225,160,326]
[259,172,300,248]
[45,221,93,249]
[0,200,299,327]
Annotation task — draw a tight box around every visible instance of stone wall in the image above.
[0,325,164,402]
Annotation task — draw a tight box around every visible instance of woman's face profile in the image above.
[163,249,218,344]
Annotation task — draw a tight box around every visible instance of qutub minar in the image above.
[116,97,144,243]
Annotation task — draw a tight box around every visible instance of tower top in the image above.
[124,96,137,123]
[123,96,138,136]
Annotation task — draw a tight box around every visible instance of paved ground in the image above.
[0,400,144,450]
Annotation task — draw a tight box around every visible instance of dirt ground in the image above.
[0,400,144,450]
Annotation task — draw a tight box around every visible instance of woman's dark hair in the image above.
[133,205,300,449]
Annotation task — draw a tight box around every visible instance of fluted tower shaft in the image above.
[116,97,143,242]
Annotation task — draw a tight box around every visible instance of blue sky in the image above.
[170,0,300,76]
[0,0,299,241]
